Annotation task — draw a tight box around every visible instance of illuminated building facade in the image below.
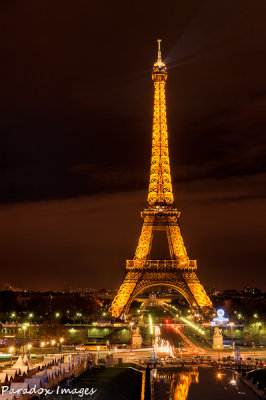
[109,40,213,318]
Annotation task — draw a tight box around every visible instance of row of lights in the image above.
[9,338,65,354]
[233,311,260,319]
[40,338,64,347]
[10,312,83,319]
[180,316,206,335]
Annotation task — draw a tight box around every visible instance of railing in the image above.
[126,260,197,270]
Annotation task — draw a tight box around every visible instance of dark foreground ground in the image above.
[53,367,142,400]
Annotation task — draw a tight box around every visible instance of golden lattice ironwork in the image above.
[109,40,213,319]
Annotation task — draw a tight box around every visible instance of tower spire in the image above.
[157,38,162,63]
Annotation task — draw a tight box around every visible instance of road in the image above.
[89,324,266,367]
[159,324,266,362]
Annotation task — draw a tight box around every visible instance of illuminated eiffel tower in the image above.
[109,40,213,318]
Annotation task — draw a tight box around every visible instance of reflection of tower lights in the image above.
[168,369,199,400]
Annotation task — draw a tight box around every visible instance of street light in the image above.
[217,344,221,362]
[51,340,56,347]
[97,346,100,363]
[76,313,82,324]
[40,342,45,359]
[9,347,14,365]
[22,324,28,357]
[27,344,32,357]
[60,338,64,354]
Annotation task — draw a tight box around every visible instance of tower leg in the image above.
[108,271,141,318]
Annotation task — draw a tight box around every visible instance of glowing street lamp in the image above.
[60,338,64,354]
[97,346,100,363]
[217,344,221,362]
[22,324,28,357]
[40,341,45,358]
[9,347,14,365]
[27,344,32,356]
[51,340,56,347]
[76,313,82,324]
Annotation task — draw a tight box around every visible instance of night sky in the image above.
[0,0,266,291]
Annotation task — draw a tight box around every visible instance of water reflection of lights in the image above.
[155,368,199,400]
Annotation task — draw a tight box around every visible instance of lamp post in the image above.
[76,313,82,325]
[97,346,100,364]
[60,338,64,354]
[40,342,45,359]
[9,347,14,365]
[217,344,221,362]
[22,325,28,357]
[27,344,32,358]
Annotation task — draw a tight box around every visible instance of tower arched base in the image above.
[109,263,214,319]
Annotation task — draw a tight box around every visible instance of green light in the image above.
[149,314,153,335]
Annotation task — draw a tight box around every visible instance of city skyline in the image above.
[0,0,266,291]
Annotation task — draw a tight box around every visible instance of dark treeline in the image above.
[0,290,102,323]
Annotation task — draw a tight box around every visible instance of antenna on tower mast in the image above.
[157,39,162,63]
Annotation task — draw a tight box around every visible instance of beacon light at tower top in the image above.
[153,39,166,70]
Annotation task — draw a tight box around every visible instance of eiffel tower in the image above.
[109,40,213,318]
